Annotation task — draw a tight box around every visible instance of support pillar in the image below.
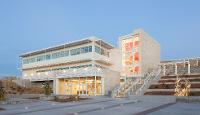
[86,77,88,95]
[184,59,186,68]
[95,76,97,96]
[64,78,66,95]
[101,77,105,95]
[78,77,80,95]
[54,78,59,95]
[175,63,178,75]
[163,65,166,76]
[188,62,191,74]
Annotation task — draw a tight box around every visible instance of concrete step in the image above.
[146,88,200,92]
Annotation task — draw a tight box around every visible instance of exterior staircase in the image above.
[112,68,162,98]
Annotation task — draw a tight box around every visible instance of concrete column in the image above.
[95,76,97,96]
[197,59,199,66]
[64,78,66,95]
[184,59,186,68]
[188,62,191,74]
[101,77,105,95]
[86,77,88,95]
[53,79,56,94]
[163,65,166,76]
[70,78,72,95]
[175,63,178,75]
[55,78,59,95]
[78,77,80,95]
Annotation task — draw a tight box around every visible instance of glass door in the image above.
[79,84,87,95]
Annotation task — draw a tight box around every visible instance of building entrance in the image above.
[63,76,102,96]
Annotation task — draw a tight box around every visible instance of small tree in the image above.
[0,86,5,101]
[42,81,51,96]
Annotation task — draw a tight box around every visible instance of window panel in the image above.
[46,54,51,60]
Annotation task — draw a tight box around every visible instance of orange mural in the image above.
[134,52,139,61]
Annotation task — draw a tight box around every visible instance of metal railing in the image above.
[113,67,163,98]
[135,68,162,96]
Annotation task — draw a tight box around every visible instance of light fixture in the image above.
[45,72,48,75]
[24,74,27,77]
[97,68,101,71]
[84,67,88,71]
[31,73,34,76]
[73,69,77,72]
[37,73,41,75]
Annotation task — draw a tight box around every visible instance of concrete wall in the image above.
[58,79,65,95]
[139,29,160,75]
[119,29,160,77]
[103,69,121,95]
[109,48,122,72]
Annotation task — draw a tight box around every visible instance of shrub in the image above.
[42,81,51,96]
[0,86,5,101]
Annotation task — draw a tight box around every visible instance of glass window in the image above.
[64,50,69,57]
[52,52,59,59]
[89,46,92,52]
[23,59,29,64]
[95,46,109,57]
[30,57,36,63]
[37,55,45,62]
[46,54,51,60]
[80,46,92,54]
[95,46,101,54]
[70,48,80,56]
[23,46,92,64]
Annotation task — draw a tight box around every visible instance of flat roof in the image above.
[20,37,114,58]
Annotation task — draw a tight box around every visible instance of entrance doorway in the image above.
[63,76,102,96]
[79,84,87,95]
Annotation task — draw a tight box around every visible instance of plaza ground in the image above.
[0,96,200,115]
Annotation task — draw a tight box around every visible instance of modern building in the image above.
[20,29,161,96]
[20,37,121,96]
[119,29,160,78]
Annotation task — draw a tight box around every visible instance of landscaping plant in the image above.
[0,86,5,101]
[42,81,51,96]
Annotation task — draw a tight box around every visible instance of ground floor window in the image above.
[63,76,102,96]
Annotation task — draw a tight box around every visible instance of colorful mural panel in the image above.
[122,34,140,76]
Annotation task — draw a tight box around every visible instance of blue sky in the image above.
[0,0,200,76]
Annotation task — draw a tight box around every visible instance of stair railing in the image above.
[135,67,162,96]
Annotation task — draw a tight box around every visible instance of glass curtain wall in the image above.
[64,76,102,96]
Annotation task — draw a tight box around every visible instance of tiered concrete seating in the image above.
[144,74,200,96]
[145,58,200,96]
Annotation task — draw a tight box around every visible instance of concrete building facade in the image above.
[119,29,160,78]
[20,29,160,96]
[20,37,121,96]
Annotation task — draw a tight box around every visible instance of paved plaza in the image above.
[0,96,200,115]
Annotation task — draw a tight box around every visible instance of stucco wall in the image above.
[109,48,122,72]
[139,29,160,75]
[103,69,121,95]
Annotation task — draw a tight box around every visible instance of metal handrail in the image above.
[135,68,162,95]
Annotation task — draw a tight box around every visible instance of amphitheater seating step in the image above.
[144,74,200,96]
